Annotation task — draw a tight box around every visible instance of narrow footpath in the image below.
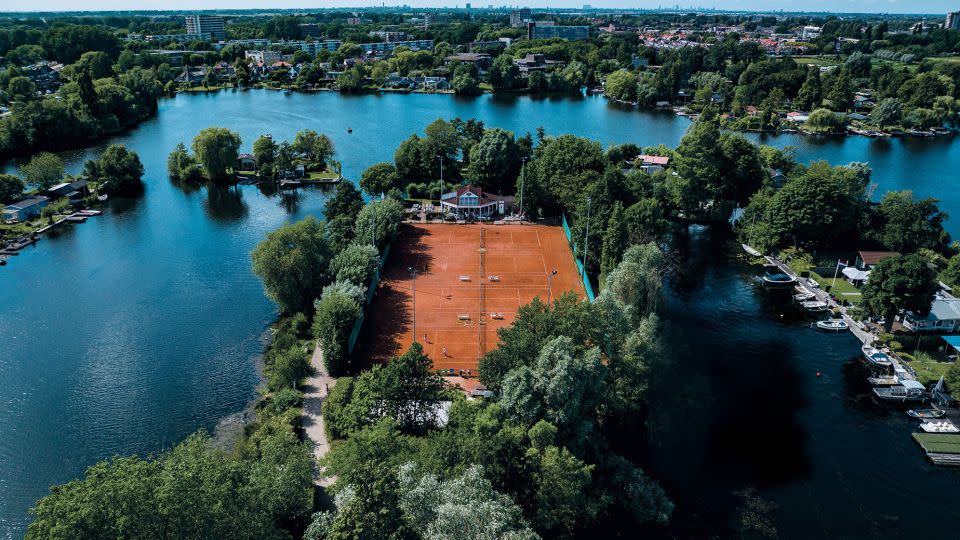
[301,341,336,487]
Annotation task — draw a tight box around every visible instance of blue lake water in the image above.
[1,90,958,537]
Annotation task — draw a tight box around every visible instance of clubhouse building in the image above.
[440,186,505,219]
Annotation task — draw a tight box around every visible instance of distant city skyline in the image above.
[3,0,959,15]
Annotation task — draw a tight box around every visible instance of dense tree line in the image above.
[314,243,674,539]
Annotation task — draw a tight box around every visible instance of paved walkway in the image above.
[301,341,336,487]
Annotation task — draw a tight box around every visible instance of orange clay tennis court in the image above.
[354,223,586,373]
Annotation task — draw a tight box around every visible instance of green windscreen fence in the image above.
[561,214,596,301]
[348,242,392,354]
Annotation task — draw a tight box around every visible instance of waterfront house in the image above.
[444,53,492,71]
[839,251,901,287]
[46,180,89,203]
[237,154,257,171]
[855,251,900,270]
[903,294,960,333]
[768,169,787,189]
[635,154,671,174]
[2,196,50,222]
[514,54,552,78]
[440,186,504,219]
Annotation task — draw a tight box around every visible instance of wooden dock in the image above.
[762,253,913,380]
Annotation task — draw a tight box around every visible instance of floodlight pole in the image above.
[409,266,417,341]
[518,157,527,222]
[438,154,444,208]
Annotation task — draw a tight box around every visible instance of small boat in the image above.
[920,420,959,433]
[346,127,353,133]
[873,380,927,402]
[802,300,829,312]
[97,194,108,201]
[741,244,762,257]
[794,291,816,302]
[868,375,900,386]
[862,345,893,368]
[762,272,797,288]
[907,409,946,419]
[816,319,848,332]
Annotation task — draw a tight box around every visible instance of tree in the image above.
[354,198,404,250]
[27,431,312,540]
[795,67,823,111]
[870,190,949,254]
[251,216,332,313]
[0,174,25,204]
[370,343,446,434]
[599,201,628,286]
[330,244,380,288]
[166,142,202,183]
[489,54,520,91]
[861,253,939,332]
[73,51,115,79]
[605,70,638,102]
[91,144,144,196]
[337,66,366,93]
[325,181,364,222]
[292,129,335,169]
[452,73,482,96]
[8,76,37,101]
[870,98,902,129]
[394,134,428,183]
[191,127,241,181]
[360,162,401,196]
[21,152,64,189]
[397,463,538,540]
[805,108,845,133]
[758,161,865,249]
[824,69,852,111]
[253,135,277,178]
[309,462,415,540]
[526,134,605,215]
[466,128,521,194]
[671,116,722,214]
[267,345,312,391]
[942,255,960,289]
[312,285,362,376]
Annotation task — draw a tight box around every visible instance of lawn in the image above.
[899,351,955,385]
[808,270,862,299]
[307,171,340,180]
[792,55,841,67]
[913,433,960,454]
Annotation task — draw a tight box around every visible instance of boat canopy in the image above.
[841,267,870,281]
[901,380,926,391]
[766,273,792,281]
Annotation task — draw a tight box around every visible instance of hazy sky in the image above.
[2,0,955,15]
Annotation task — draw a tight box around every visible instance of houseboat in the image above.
[873,380,927,402]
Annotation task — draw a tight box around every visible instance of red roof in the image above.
[858,251,900,266]
[638,154,670,166]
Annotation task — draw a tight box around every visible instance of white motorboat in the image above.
[862,345,893,368]
[762,272,797,288]
[920,420,959,433]
[815,319,848,332]
[801,300,829,312]
[794,291,816,302]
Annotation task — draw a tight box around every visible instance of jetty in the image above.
[759,251,916,381]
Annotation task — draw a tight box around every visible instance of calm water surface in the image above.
[1,90,959,537]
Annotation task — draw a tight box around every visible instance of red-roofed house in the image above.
[440,185,505,219]
[636,154,671,173]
